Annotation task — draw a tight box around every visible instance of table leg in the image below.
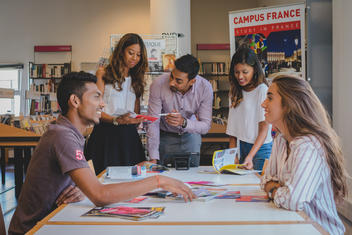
[24,147,32,175]
[1,148,5,185]
[14,147,24,198]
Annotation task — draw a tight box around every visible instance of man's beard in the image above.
[170,86,178,92]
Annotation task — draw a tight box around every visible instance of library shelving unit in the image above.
[27,45,72,115]
[196,43,231,165]
[196,43,231,121]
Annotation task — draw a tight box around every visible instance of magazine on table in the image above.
[162,187,226,202]
[82,206,165,221]
[236,195,269,202]
[212,148,260,175]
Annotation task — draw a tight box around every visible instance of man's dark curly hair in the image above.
[57,71,97,115]
[174,54,200,80]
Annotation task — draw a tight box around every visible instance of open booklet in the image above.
[147,187,227,202]
[212,148,260,175]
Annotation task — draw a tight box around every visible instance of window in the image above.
[0,64,23,115]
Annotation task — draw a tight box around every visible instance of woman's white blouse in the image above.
[226,83,272,144]
[103,76,136,116]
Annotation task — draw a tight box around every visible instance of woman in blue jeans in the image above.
[226,47,272,170]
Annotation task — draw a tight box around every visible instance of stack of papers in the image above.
[82,206,165,221]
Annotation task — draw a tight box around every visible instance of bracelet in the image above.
[155,175,160,188]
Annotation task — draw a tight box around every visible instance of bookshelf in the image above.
[196,44,231,165]
[196,43,231,122]
[27,45,72,115]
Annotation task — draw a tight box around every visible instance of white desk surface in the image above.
[30,166,326,234]
[48,185,304,224]
[104,166,261,185]
[34,224,322,235]
[48,200,305,224]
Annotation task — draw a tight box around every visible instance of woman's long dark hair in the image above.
[103,33,147,98]
[229,47,267,108]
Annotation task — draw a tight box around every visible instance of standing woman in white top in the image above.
[85,33,148,174]
[261,75,347,235]
[226,47,272,171]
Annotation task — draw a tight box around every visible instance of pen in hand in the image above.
[158,113,179,116]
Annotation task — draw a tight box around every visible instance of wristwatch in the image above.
[181,118,187,128]
[268,187,277,200]
[112,116,119,126]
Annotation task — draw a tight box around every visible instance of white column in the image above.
[150,0,191,56]
[333,0,352,198]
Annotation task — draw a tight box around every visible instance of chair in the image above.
[87,160,96,175]
[261,159,269,176]
[0,204,6,235]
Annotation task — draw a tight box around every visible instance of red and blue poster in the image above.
[229,4,305,80]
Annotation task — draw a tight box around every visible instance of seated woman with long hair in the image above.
[261,75,347,235]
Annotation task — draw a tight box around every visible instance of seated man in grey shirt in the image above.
[146,54,213,167]
[9,72,195,235]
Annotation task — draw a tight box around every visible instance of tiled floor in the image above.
[0,164,17,232]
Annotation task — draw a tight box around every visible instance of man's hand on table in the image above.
[56,185,85,206]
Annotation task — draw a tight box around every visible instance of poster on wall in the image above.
[144,39,166,72]
[229,3,305,80]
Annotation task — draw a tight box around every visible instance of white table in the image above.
[104,166,261,185]
[28,166,327,234]
[47,188,304,224]
[33,224,323,235]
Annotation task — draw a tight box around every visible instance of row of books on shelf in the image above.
[30,63,71,78]
[30,95,59,115]
[199,62,228,75]
[29,81,58,93]
[0,114,56,135]
[18,114,56,135]
[209,79,230,92]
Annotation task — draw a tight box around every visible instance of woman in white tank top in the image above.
[226,47,272,171]
[85,33,148,174]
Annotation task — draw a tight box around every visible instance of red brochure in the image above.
[135,114,158,123]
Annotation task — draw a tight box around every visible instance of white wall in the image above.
[191,0,257,62]
[333,0,352,199]
[150,0,191,56]
[0,0,150,67]
[0,0,150,113]
[256,0,304,7]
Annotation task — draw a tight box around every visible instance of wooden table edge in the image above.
[0,142,38,147]
[97,169,107,179]
[26,204,68,234]
[38,220,328,235]
[44,220,312,226]
[297,211,328,235]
